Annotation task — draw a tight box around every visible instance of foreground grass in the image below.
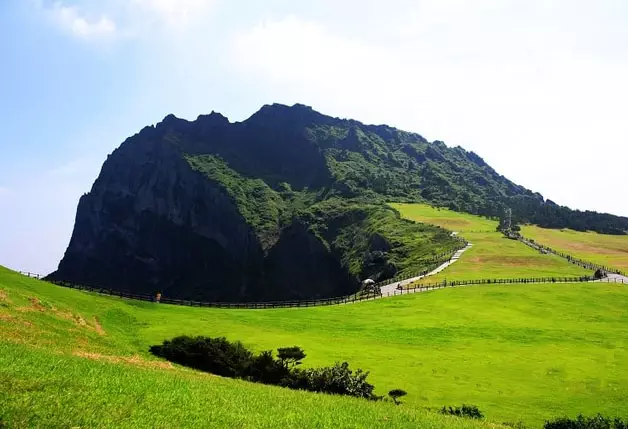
[2,343,496,429]
[390,204,590,284]
[521,225,628,272]
[2,267,628,427]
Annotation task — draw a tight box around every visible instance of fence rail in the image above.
[20,273,624,310]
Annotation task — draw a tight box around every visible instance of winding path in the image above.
[380,241,473,296]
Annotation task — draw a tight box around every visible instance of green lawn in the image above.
[2,267,628,427]
[389,203,497,233]
[521,225,628,273]
[390,204,590,285]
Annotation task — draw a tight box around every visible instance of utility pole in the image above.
[504,207,512,231]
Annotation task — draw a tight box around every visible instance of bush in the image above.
[544,414,627,429]
[246,350,289,385]
[150,337,380,401]
[281,362,378,400]
[149,336,253,378]
[440,404,484,420]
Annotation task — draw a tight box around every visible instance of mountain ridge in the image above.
[48,103,627,301]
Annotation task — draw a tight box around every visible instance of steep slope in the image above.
[49,103,627,300]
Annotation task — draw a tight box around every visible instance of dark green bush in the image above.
[297,362,378,400]
[544,414,627,429]
[149,336,253,378]
[440,404,484,419]
[246,350,289,385]
[150,337,380,400]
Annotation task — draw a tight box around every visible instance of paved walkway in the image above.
[597,273,628,284]
[380,242,473,295]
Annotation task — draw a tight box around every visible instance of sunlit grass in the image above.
[390,204,589,284]
[2,267,627,427]
[521,225,628,272]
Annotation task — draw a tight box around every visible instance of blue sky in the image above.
[1,0,627,274]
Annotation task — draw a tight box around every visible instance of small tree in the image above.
[277,346,306,369]
[388,389,407,405]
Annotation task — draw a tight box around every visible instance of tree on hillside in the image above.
[388,389,407,405]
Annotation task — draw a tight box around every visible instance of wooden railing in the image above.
[22,274,624,310]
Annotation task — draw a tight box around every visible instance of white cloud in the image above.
[230,13,628,216]
[38,0,216,40]
[130,0,215,28]
[49,2,117,39]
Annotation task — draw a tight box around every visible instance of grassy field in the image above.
[521,225,628,273]
[2,267,628,428]
[389,204,590,285]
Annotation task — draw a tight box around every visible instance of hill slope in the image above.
[1,270,499,429]
[391,203,590,285]
[49,104,628,300]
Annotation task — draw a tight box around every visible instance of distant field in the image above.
[521,225,628,273]
[2,267,628,427]
[390,204,590,284]
[389,203,497,233]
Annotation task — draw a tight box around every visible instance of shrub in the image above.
[149,336,253,378]
[440,404,484,420]
[150,337,381,401]
[246,350,289,385]
[544,414,627,429]
[388,389,407,405]
[295,362,378,400]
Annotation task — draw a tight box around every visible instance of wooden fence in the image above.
[18,272,625,310]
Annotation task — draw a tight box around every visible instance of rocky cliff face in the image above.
[49,103,627,301]
[50,108,395,300]
[55,127,262,300]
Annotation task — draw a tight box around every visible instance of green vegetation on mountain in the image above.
[186,154,291,248]
[185,153,464,285]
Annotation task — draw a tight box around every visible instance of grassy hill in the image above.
[2,267,628,427]
[521,225,628,273]
[390,204,590,284]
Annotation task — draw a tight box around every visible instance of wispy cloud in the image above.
[37,0,216,41]
[0,186,9,197]
[131,0,215,29]
[48,2,117,39]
